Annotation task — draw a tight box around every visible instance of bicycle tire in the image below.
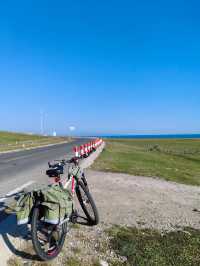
[76,180,99,225]
[31,206,66,261]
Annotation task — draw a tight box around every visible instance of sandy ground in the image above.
[86,170,200,231]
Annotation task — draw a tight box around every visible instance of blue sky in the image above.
[0,0,199,135]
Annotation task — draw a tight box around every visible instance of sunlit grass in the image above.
[107,225,200,266]
[0,131,69,151]
[92,138,200,185]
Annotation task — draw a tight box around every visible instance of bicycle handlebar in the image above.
[48,157,79,168]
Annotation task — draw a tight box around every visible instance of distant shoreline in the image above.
[94,134,200,139]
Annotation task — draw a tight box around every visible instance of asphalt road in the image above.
[0,138,90,199]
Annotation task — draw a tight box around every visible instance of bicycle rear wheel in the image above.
[31,206,66,261]
[76,180,99,225]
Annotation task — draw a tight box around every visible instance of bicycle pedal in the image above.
[70,210,78,224]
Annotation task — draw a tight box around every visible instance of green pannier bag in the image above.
[15,192,34,225]
[41,185,73,224]
[15,185,72,225]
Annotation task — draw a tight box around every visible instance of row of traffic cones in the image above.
[73,138,103,158]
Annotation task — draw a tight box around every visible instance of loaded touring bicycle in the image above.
[15,157,99,261]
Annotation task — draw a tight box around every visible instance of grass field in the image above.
[92,138,200,186]
[0,131,69,151]
[107,225,200,266]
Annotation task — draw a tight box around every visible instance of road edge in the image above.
[0,140,71,155]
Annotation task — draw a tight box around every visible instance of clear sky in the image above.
[0,0,199,136]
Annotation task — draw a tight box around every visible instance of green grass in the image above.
[107,225,200,266]
[0,131,69,151]
[64,258,83,266]
[64,257,101,266]
[92,138,200,185]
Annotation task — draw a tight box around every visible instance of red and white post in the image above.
[84,143,88,155]
[73,146,79,158]
[80,145,84,157]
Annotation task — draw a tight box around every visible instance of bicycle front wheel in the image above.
[76,181,99,225]
[31,206,66,261]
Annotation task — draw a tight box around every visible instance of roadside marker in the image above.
[72,138,104,157]
[80,145,84,157]
[87,143,90,153]
[84,144,88,155]
[73,146,79,157]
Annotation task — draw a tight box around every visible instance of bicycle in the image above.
[31,157,99,261]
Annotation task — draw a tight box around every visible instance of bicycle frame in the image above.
[49,165,80,210]
[47,159,89,223]
[61,173,76,196]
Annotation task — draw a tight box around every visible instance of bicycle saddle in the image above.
[46,165,64,177]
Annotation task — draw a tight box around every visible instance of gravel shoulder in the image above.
[86,169,200,231]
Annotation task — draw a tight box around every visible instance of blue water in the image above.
[100,134,200,139]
